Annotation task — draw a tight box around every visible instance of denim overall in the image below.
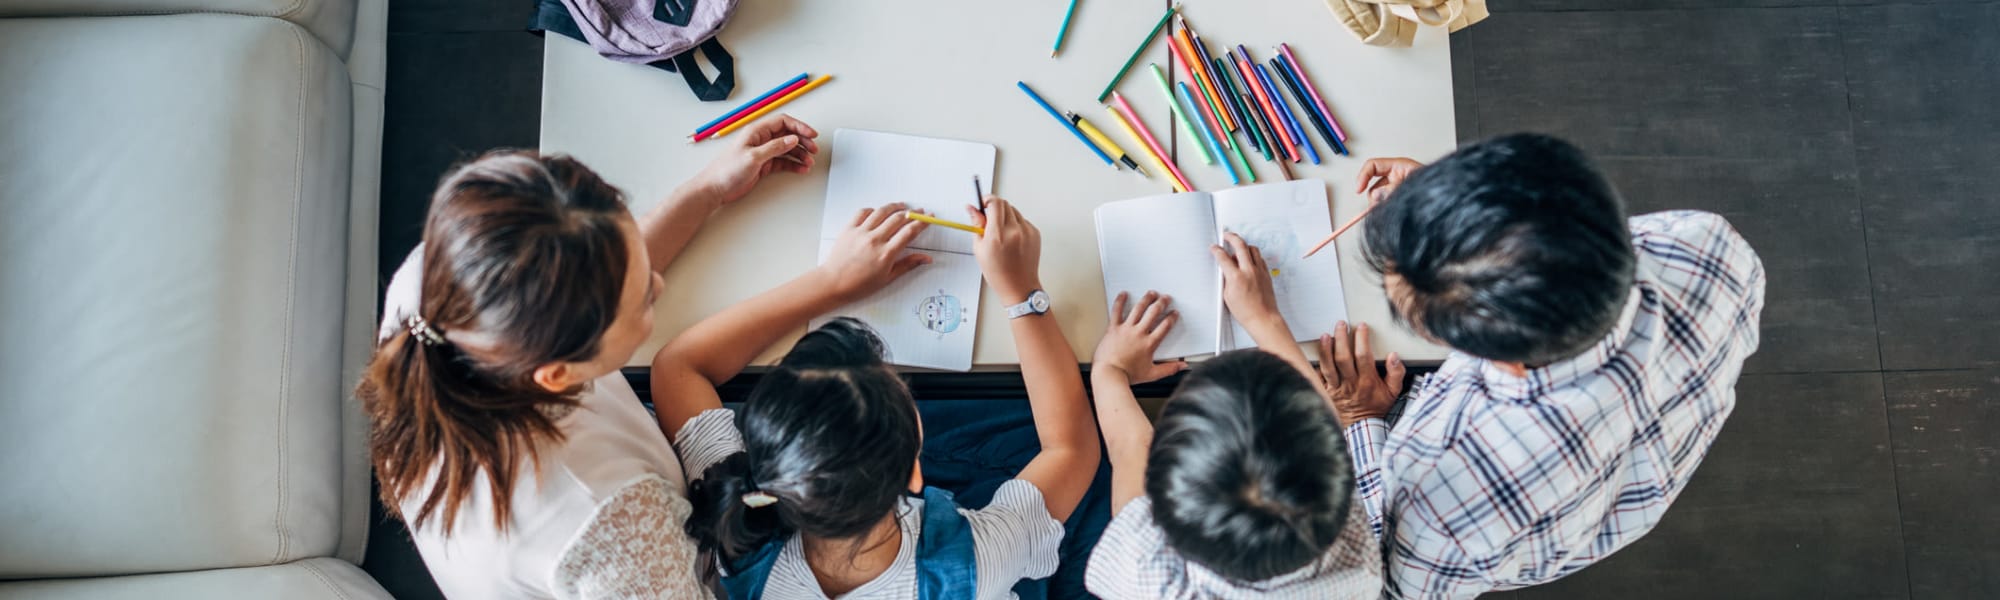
[721,487,978,600]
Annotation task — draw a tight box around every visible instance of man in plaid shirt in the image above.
[1319,134,1766,599]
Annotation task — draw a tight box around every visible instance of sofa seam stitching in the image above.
[271,23,308,566]
[297,559,357,600]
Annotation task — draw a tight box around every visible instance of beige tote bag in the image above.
[1324,0,1489,47]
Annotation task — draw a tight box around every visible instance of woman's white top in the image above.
[379,248,708,599]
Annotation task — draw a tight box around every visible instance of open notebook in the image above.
[813,129,996,371]
[1094,180,1350,360]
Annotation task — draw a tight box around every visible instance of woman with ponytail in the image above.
[654,198,1103,599]
[358,116,840,599]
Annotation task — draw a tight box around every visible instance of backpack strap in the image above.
[670,38,737,102]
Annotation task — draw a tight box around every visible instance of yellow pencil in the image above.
[906,212,984,235]
[1104,105,1187,192]
[711,74,833,139]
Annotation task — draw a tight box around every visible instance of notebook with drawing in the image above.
[813,129,995,371]
[1093,179,1350,360]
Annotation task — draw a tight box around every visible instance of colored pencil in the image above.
[709,74,831,140]
[1271,55,1347,156]
[1105,102,1189,192]
[972,175,984,205]
[693,76,811,141]
[1172,23,1233,134]
[1184,20,1240,133]
[1018,81,1115,167]
[691,73,807,136]
[1235,50,1299,162]
[1149,63,1214,165]
[1053,0,1080,57]
[1257,62,1320,165]
[1070,111,1147,175]
[1110,92,1193,192]
[1301,204,1373,258]
[1180,70,1244,183]
[1097,3,1179,102]
[908,212,984,235]
[1218,54,1277,163]
[1210,57,1261,156]
[1177,82,1238,185]
[1279,43,1348,143]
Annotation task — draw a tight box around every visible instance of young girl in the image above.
[653,199,1101,599]
[358,116,845,598]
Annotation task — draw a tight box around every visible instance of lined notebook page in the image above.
[814,129,995,371]
[1211,179,1348,349]
[1094,192,1225,360]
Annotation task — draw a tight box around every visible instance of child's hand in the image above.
[1212,232,1282,329]
[1093,291,1187,384]
[818,203,929,301]
[1355,157,1425,203]
[1318,321,1405,426]
[967,198,1043,302]
[683,115,821,209]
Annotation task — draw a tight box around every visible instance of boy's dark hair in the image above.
[1147,349,1353,582]
[1363,133,1636,365]
[683,318,920,581]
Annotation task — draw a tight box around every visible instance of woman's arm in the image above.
[638,115,821,272]
[1213,232,1319,386]
[972,199,1101,522]
[651,203,932,439]
[1089,291,1186,515]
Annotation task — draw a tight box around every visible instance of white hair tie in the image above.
[740,491,778,508]
[405,315,447,347]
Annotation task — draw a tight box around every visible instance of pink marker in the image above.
[1278,43,1348,144]
[1110,92,1195,193]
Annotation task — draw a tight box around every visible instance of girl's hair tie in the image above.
[740,491,778,508]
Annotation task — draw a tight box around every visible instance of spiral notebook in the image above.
[812,129,996,371]
[1093,180,1350,360]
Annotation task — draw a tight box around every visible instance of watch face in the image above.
[1030,292,1050,312]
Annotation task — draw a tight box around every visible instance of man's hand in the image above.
[1317,320,1406,426]
[1211,232,1282,329]
[1093,291,1187,384]
[682,115,821,209]
[1355,157,1425,203]
[967,198,1043,302]
[817,203,929,302]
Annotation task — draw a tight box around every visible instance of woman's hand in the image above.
[966,198,1043,302]
[1211,232,1282,329]
[817,203,930,302]
[1355,157,1425,203]
[1317,320,1406,426]
[682,115,821,209]
[1093,291,1187,385]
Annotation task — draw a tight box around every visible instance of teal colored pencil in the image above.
[1053,0,1080,57]
[1150,63,1214,165]
[1177,82,1239,185]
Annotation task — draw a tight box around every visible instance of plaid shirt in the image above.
[1345,211,1766,599]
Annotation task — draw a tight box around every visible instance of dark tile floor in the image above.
[364,1,1999,598]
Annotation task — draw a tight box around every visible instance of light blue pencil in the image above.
[1053,0,1080,57]
[1150,64,1214,165]
[1177,81,1239,185]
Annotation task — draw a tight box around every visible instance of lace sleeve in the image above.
[552,474,713,600]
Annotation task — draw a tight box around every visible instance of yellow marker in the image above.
[1067,112,1150,176]
[711,74,833,139]
[906,212,984,235]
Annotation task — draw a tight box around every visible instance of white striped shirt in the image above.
[1083,496,1384,599]
[675,408,1063,600]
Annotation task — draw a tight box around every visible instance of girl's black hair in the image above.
[683,318,922,580]
[1146,349,1354,583]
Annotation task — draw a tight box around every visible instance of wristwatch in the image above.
[1004,290,1052,319]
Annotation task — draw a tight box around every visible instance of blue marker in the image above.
[1255,63,1320,165]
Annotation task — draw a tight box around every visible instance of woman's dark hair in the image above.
[358,151,632,535]
[1363,133,1636,365]
[685,318,921,578]
[1146,349,1353,583]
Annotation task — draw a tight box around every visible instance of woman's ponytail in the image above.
[684,452,791,585]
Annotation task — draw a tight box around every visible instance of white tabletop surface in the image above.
[541,0,1458,368]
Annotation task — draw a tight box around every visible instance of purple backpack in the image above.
[533,0,739,101]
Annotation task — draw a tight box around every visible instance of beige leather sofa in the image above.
[0,0,390,597]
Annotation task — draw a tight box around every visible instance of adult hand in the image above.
[818,203,929,301]
[1355,157,1425,203]
[1317,320,1406,426]
[966,198,1043,302]
[1093,291,1187,384]
[683,115,821,209]
[1211,232,1281,329]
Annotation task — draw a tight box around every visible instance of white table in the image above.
[541,0,1458,368]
